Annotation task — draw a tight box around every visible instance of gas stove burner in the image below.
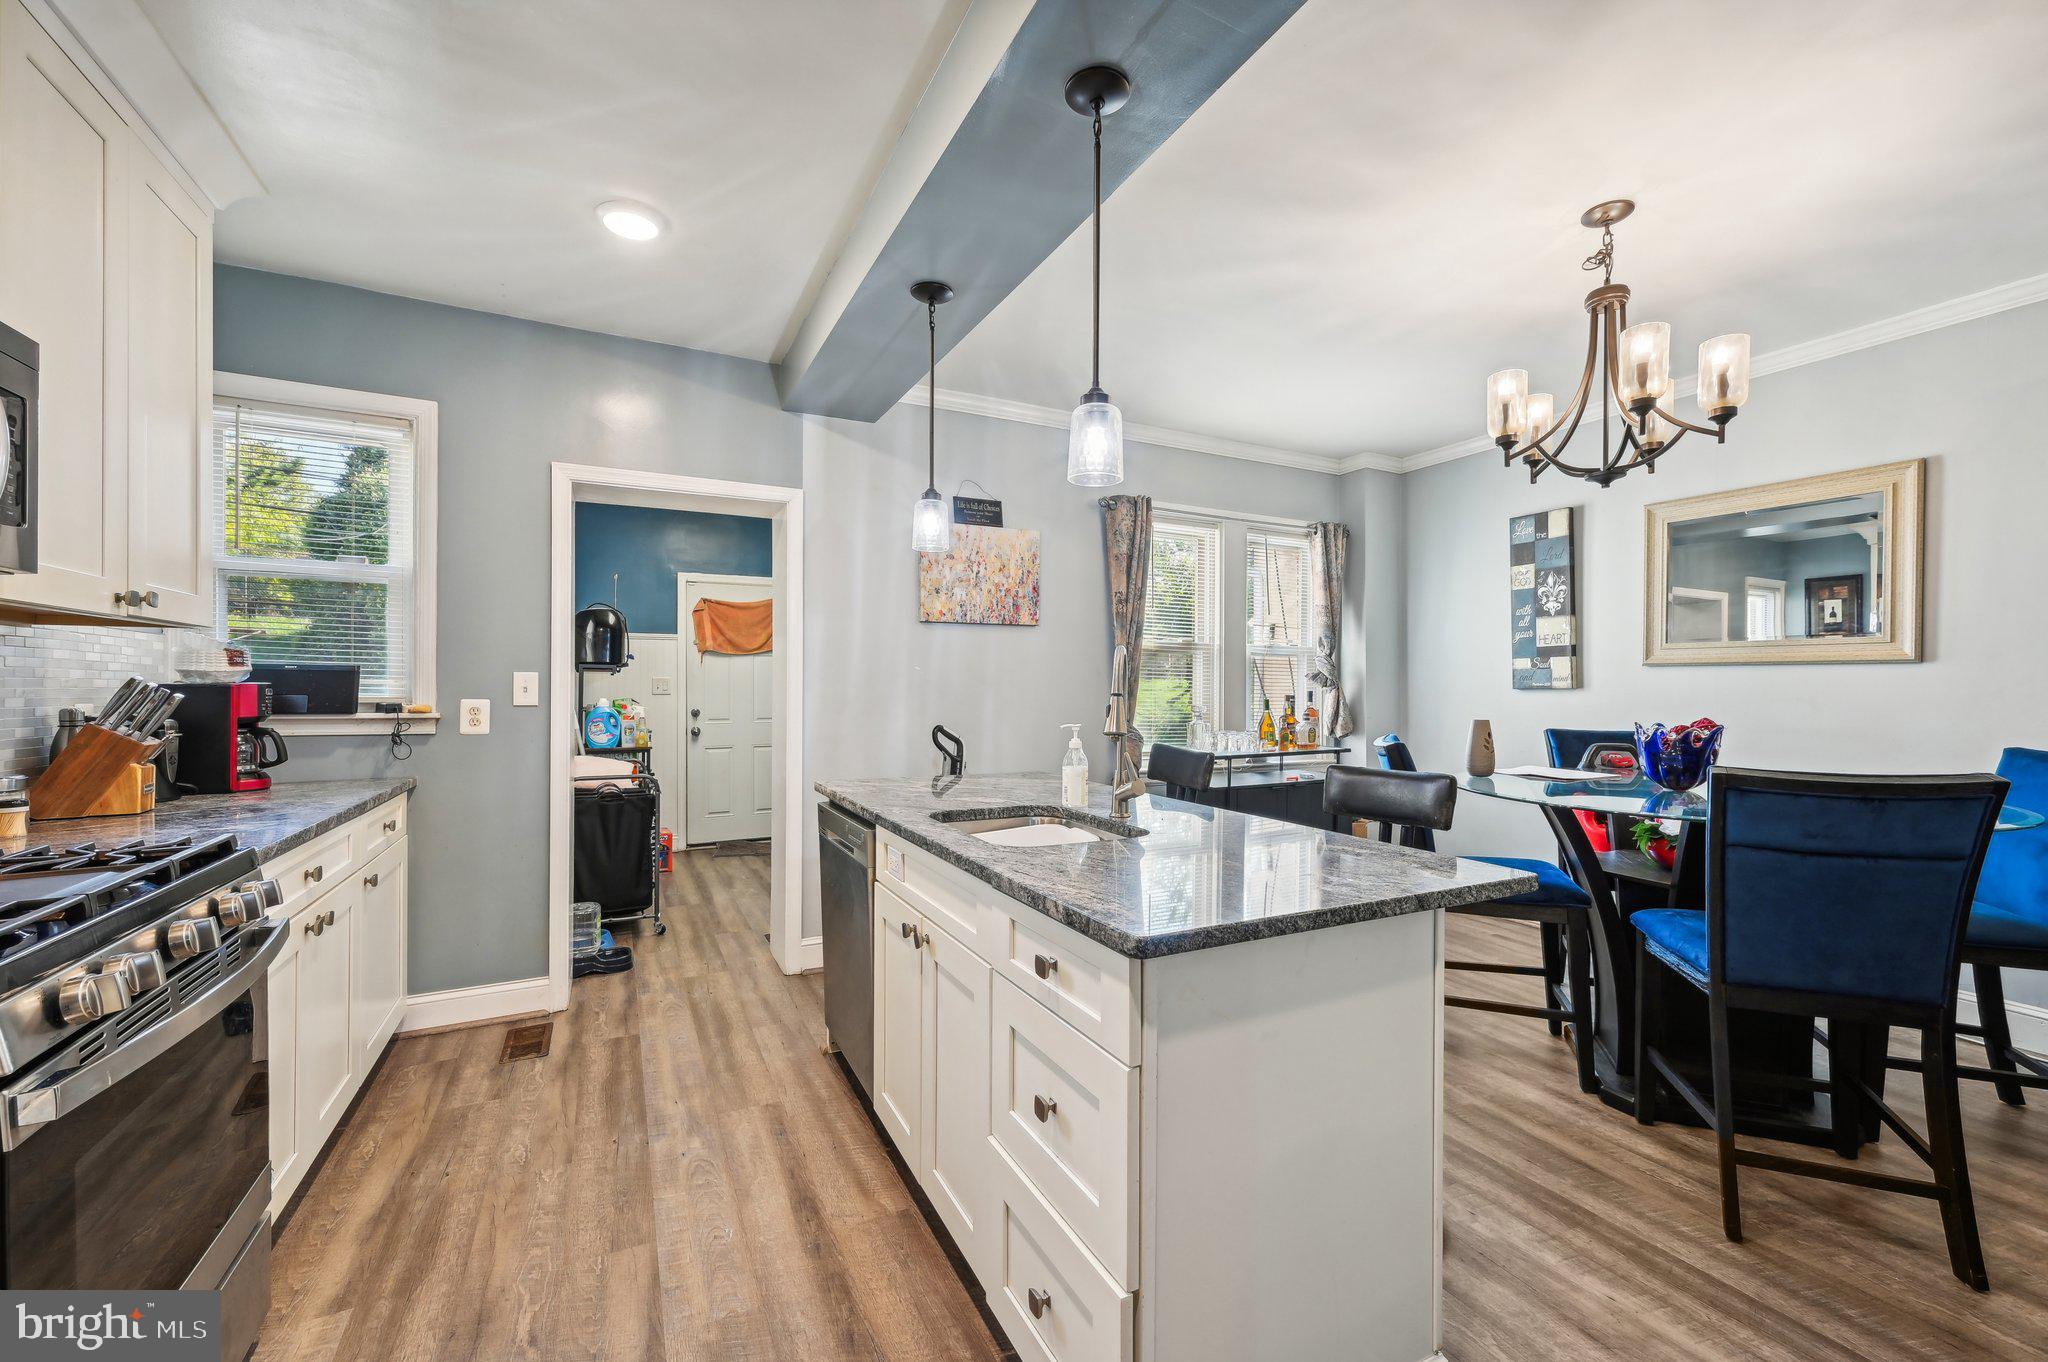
[0,835,199,874]
[0,833,249,976]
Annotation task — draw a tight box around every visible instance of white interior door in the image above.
[681,574,774,845]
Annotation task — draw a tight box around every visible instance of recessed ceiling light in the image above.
[597,200,665,241]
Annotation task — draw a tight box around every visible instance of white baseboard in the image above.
[1957,983,2048,1057]
[798,934,823,973]
[400,976,554,1034]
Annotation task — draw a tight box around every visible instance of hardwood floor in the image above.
[256,863,2048,1361]
[254,849,1009,1362]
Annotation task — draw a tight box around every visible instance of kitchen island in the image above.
[816,774,1533,1362]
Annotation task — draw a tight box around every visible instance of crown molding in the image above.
[897,384,1386,476]
[1398,269,2048,475]
[900,271,2048,480]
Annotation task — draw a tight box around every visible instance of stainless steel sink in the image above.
[932,806,1147,844]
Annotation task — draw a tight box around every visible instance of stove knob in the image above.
[110,950,167,995]
[244,878,283,909]
[215,890,264,929]
[55,970,131,1024]
[165,918,223,959]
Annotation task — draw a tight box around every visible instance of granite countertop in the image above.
[15,779,415,861]
[815,773,1535,959]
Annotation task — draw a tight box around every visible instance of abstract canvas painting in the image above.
[1510,507,1578,689]
[918,525,1041,625]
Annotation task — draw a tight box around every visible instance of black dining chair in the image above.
[1328,763,1596,1092]
[1145,743,1216,801]
[1632,767,2007,1290]
[1372,734,1598,1088]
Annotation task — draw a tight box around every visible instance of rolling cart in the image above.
[572,766,666,934]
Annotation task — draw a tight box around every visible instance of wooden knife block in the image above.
[30,726,162,821]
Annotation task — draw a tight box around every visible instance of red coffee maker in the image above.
[171,681,288,793]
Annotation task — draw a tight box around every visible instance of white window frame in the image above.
[1744,575,1787,643]
[211,372,439,735]
[1138,515,1223,750]
[1243,526,1320,729]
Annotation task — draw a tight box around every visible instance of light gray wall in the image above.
[214,266,799,994]
[1399,301,2048,1007]
[1338,467,1406,742]
[800,404,1352,934]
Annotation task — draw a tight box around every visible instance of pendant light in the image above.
[909,280,955,553]
[1064,65,1132,487]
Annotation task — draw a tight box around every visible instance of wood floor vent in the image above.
[500,1021,554,1063]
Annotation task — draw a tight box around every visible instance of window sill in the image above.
[267,712,440,737]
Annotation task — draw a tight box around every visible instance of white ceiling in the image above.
[135,0,966,362]
[134,0,2048,461]
[939,0,2048,459]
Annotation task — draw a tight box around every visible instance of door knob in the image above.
[689,726,701,738]
[690,708,701,718]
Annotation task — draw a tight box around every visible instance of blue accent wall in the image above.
[574,503,772,633]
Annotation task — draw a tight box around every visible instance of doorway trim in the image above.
[549,463,808,1009]
[677,570,775,848]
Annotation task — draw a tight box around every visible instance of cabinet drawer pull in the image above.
[1033,953,1058,979]
[900,920,917,941]
[383,818,399,832]
[1032,1094,1057,1123]
[304,865,325,884]
[1027,1287,1051,1319]
[364,872,380,888]
[323,909,336,927]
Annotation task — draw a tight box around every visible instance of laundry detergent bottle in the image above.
[585,698,622,750]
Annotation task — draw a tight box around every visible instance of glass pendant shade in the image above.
[1486,369,1528,443]
[1697,333,1751,417]
[1640,400,1680,451]
[1067,389,1124,486]
[1522,392,1555,458]
[1618,321,1671,408]
[911,487,950,553]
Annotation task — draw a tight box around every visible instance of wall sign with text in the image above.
[1510,507,1579,690]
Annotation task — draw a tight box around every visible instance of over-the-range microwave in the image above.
[0,320,35,574]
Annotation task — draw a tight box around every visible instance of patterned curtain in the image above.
[1102,495,1153,770]
[1307,521,1354,739]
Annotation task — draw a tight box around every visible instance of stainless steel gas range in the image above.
[0,834,282,1362]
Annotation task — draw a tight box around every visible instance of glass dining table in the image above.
[1459,770,2043,1145]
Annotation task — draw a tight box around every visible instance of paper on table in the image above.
[1497,764,1632,781]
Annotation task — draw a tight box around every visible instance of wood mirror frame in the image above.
[1643,458,1924,665]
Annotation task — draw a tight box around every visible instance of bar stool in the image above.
[1145,743,1216,802]
[1632,767,2006,1289]
[1326,764,1597,1092]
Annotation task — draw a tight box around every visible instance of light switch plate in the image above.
[512,672,539,706]
[651,677,673,696]
[459,699,491,734]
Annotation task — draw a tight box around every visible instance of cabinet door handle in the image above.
[304,919,319,938]
[383,818,399,832]
[1032,1094,1057,1123]
[323,909,336,927]
[364,872,380,888]
[304,865,324,884]
[115,588,160,609]
[1033,953,1058,979]
[1027,1288,1051,1319]
[900,920,917,941]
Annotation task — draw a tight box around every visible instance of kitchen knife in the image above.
[96,678,147,729]
[114,685,171,735]
[130,690,181,739]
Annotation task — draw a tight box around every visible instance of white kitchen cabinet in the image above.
[920,914,994,1281]
[294,876,358,1168]
[351,839,407,1071]
[265,796,411,1215]
[0,0,213,625]
[871,883,923,1157]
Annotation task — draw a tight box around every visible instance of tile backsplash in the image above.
[0,624,168,777]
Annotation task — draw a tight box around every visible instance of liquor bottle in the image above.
[1300,690,1320,749]
[1258,698,1277,749]
[1279,694,1298,751]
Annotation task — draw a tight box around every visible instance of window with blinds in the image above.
[1245,529,1318,724]
[211,398,419,702]
[1137,518,1221,747]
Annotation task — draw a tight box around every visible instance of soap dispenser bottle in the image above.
[1061,724,1089,808]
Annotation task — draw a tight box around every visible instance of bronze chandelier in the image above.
[1488,200,1751,486]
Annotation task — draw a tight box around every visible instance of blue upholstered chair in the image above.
[1955,746,2048,1105]
[1369,734,1596,1091]
[1632,767,2007,1290]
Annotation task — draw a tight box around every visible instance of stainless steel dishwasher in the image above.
[819,801,875,1099]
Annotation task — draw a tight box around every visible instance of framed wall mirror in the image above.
[1644,459,1924,664]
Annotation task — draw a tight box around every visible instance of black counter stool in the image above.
[1146,743,1216,801]
[1327,764,1596,1092]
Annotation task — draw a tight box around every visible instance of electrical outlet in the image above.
[459,699,491,734]
[651,677,673,696]
[512,671,539,705]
